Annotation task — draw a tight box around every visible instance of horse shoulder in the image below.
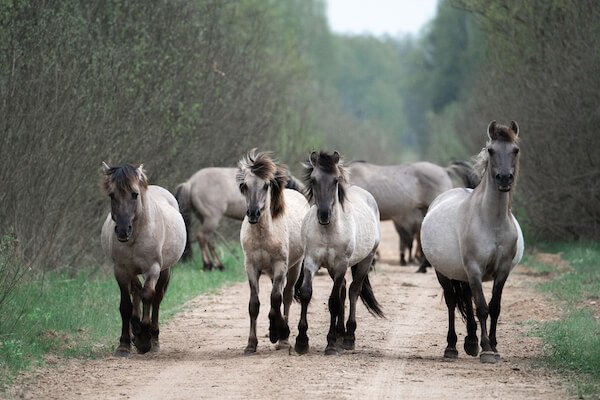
[145,187,186,267]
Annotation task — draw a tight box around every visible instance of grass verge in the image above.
[0,245,245,388]
[525,242,600,399]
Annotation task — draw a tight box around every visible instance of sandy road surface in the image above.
[8,221,570,400]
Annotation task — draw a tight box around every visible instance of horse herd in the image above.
[100,120,524,364]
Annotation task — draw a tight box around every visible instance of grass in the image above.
[525,242,600,399]
[0,245,245,387]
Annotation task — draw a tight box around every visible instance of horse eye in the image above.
[513,148,520,154]
[108,193,114,199]
[487,148,495,156]
[263,183,269,191]
[132,192,139,200]
[239,183,247,193]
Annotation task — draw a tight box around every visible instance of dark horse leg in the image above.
[325,268,346,356]
[295,260,318,354]
[466,262,496,363]
[461,283,479,357]
[115,272,133,357]
[342,255,372,351]
[150,268,171,351]
[435,270,459,359]
[134,266,161,354]
[130,277,143,344]
[244,268,261,354]
[336,277,347,342]
[488,272,508,361]
[268,267,289,346]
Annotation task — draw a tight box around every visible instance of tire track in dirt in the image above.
[7,222,571,400]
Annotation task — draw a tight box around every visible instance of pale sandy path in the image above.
[8,221,570,399]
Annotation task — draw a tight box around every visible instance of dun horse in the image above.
[348,160,479,266]
[237,150,309,354]
[176,168,303,270]
[295,151,384,356]
[101,163,186,356]
[420,121,524,363]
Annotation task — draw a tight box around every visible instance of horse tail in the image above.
[352,264,385,318]
[293,263,304,302]
[451,279,470,321]
[446,160,480,188]
[175,182,194,262]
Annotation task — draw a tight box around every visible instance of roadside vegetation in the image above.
[526,243,600,398]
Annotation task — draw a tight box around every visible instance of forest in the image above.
[0,0,598,272]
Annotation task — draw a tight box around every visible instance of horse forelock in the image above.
[490,123,520,144]
[102,164,147,194]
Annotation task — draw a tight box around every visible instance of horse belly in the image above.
[421,195,468,281]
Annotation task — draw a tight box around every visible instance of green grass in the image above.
[0,245,245,387]
[526,242,600,398]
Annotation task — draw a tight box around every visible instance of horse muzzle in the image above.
[495,173,513,192]
[114,225,132,242]
[317,210,331,225]
[247,209,261,224]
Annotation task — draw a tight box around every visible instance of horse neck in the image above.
[474,167,512,222]
[132,190,151,240]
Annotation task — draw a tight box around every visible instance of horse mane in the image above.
[302,151,349,207]
[237,149,288,219]
[102,163,148,194]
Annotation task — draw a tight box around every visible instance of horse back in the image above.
[346,186,380,265]
[188,167,246,220]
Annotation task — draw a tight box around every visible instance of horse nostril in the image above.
[495,173,501,181]
[114,226,118,233]
[509,173,514,180]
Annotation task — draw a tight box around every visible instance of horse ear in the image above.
[309,151,318,166]
[137,164,148,187]
[102,161,111,174]
[510,120,519,136]
[487,120,497,140]
[333,151,340,164]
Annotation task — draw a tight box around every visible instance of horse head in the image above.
[237,149,288,224]
[485,121,520,192]
[101,162,147,242]
[304,151,348,225]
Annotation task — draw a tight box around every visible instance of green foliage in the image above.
[0,246,245,386]
[527,242,600,398]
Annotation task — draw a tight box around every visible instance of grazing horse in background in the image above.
[420,121,524,364]
[295,151,384,356]
[175,167,304,270]
[237,150,309,354]
[101,163,186,356]
[348,160,479,266]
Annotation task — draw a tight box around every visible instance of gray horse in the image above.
[175,167,303,270]
[420,121,524,363]
[348,160,479,266]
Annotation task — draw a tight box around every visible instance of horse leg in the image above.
[325,268,346,356]
[343,255,371,351]
[435,270,459,358]
[197,216,220,271]
[244,266,261,354]
[466,266,495,363]
[337,277,347,342]
[196,233,213,271]
[207,241,224,271]
[114,271,133,357]
[488,272,508,361]
[279,261,301,350]
[268,263,287,346]
[134,263,160,354]
[295,258,317,354]
[461,283,479,357]
[130,277,142,343]
[394,221,408,266]
[150,268,171,351]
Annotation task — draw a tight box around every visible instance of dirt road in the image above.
[9,221,570,399]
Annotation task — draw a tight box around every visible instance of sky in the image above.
[326,0,439,37]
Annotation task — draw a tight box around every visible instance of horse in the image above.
[420,120,524,364]
[236,150,309,354]
[348,160,479,266]
[294,151,384,356]
[100,163,186,356]
[175,167,304,271]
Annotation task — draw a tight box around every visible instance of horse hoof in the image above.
[443,348,459,359]
[324,346,340,356]
[294,341,309,355]
[480,351,497,364]
[243,346,257,355]
[114,346,131,357]
[494,352,501,362]
[416,266,427,273]
[341,339,355,350]
[464,338,479,357]
[275,339,290,350]
[268,329,279,344]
